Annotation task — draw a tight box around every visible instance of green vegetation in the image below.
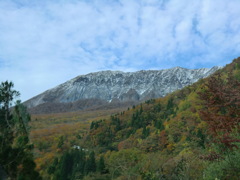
[29,107,125,178]
[83,58,240,179]
[47,149,109,180]
[0,81,41,179]
[1,57,240,179]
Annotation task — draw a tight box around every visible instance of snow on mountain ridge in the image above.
[24,66,221,109]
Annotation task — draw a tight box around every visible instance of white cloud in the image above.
[0,0,240,101]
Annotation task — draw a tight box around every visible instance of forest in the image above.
[0,57,240,180]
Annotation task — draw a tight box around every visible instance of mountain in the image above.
[43,58,240,180]
[84,58,240,179]
[25,66,220,114]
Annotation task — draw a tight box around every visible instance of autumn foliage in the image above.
[9,57,240,179]
[199,71,240,150]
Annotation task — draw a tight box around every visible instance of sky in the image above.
[0,0,240,101]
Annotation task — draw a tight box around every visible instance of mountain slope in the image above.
[25,66,220,113]
[33,57,240,180]
[81,57,240,179]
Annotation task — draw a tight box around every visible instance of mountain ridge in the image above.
[25,66,221,113]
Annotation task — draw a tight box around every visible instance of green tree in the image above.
[97,156,106,174]
[142,126,150,139]
[59,152,74,180]
[0,81,41,179]
[85,151,96,174]
[155,120,164,130]
[50,150,87,180]
[57,135,64,149]
[107,149,143,179]
[47,157,58,175]
[0,81,20,128]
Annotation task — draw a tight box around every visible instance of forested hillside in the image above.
[1,58,239,180]
[46,58,240,180]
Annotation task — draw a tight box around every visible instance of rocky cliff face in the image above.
[24,66,221,112]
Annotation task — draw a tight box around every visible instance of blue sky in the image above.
[1,0,240,101]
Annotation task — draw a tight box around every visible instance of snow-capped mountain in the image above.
[24,66,221,113]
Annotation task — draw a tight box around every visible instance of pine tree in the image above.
[59,152,74,180]
[142,126,150,139]
[155,120,164,130]
[85,151,96,174]
[90,121,94,129]
[0,81,20,128]
[0,81,41,180]
[97,156,106,174]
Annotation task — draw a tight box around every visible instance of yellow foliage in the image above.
[179,148,193,156]
[180,135,186,143]
[164,121,169,129]
[137,138,143,145]
[167,143,175,152]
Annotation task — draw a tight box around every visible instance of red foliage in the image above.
[159,130,168,149]
[199,151,223,161]
[219,133,240,150]
[199,72,240,150]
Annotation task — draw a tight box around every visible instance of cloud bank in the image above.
[0,0,240,101]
